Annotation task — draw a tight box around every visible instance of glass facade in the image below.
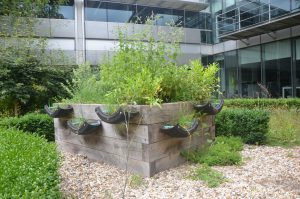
[84,1,211,31]
[30,0,300,98]
[205,38,300,98]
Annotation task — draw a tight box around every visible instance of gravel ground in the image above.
[60,145,300,199]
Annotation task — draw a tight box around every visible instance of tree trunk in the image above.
[14,101,20,116]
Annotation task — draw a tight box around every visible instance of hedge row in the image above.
[0,113,54,141]
[0,128,61,198]
[215,108,270,145]
[225,98,300,109]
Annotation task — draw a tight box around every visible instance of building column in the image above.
[75,0,85,65]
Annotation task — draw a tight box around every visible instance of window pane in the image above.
[263,40,292,98]
[270,0,291,18]
[214,54,225,95]
[85,1,107,21]
[225,51,239,98]
[107,3,136,23]
[136,6,183,26]
[239,46,262,97]
[185,11,200,28]
[296,38,300,97]
[47,0,75,19]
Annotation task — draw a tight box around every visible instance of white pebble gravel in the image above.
[59,145,300,199]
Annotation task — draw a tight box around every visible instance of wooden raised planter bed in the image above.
[54,102,215,177]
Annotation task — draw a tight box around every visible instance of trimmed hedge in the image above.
[0,113,54,141]
[0,128,61,198]
[216,109,270,144]
[225,98,300,109]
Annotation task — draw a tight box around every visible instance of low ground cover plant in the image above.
[0,113,54,141]
[182,136,243,166]
[189,164,225,188]
[216,109,270,145]
[267,109,300,147]
[0,128,61,198]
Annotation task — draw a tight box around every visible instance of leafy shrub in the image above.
[216,109,270,144]
[182,136,243,166]
[0,113,54,141]
[0,128,61,198]
[225,98,300,110]
[66,19,219,106]
[267,109,300,147]
[189,164,225,188]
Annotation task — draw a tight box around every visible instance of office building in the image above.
[31,0,300,98]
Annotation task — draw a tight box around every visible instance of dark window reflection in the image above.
[295,38,300,97]
[85,1,107,21]
[201,31,212,44]
[107,3,137,23]
[239,46,262,98]
[136,6,183,26]
[270,0,290,18]
[225,51,239,98]
[214,54,225,96]
[39,0,74,19]
[185,11,200,28]
[263,40,292,98]
[83,2,211,30]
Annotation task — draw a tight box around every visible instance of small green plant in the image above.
[182,136,243,166]
[0,128,61,198]
[178,114,195,129]
[189,164,225,188]
[129,174,144,189]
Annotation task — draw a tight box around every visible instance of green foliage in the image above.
[189,164,225,188]
[216,108,270,145]
[0,1,73,116]
[67,19,219,105]
[225,98,300,110]
[0,128,61,198]
[182,136,243,166]
[0,113,54,141]
[129,174,144,189]
[0,0,67,18]
[267,109,300,147]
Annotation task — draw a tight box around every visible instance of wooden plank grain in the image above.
[57,141,152,177]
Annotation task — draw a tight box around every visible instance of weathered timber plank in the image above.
[56,128,145,161]
[57,141,153,177]
[151,152,186,176]
[145,128,213,162]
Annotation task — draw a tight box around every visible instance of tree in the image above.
[0,0,73,116]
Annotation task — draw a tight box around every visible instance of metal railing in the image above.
[216,0,298,37]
